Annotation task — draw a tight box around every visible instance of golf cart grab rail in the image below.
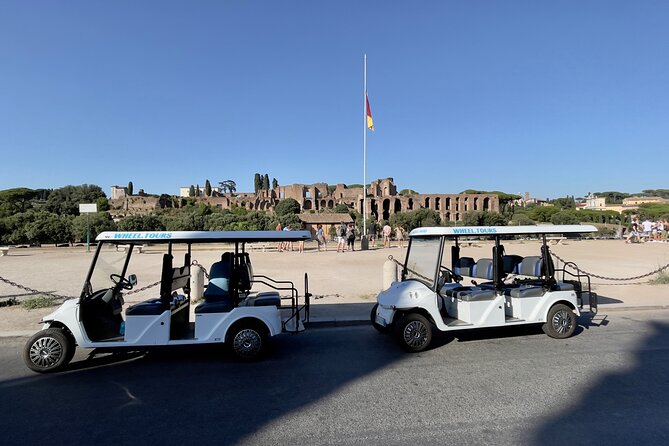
[409,225,598,238]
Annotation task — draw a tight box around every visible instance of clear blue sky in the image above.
[1,1,668,200]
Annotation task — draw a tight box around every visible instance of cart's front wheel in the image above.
[394,313,432,352]
[23,328,74,373]
[543,303,576,339]
[370,303,390,333]
[228,322,267,360]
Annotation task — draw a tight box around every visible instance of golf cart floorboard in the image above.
[505,316,526,323]
[441,315,473,327]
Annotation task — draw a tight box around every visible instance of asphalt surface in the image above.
[1,308,669,445]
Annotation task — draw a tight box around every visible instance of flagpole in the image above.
[363,53,368,242]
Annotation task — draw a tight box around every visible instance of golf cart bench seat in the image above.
[126,294,188,316]
[457,288,497,301]
[444,258,495,298]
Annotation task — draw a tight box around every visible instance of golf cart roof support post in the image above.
[451,244,460,271]
[493,236,501,291]
[401,237,413,281]
[430,236,446,292]
[81,242,104,300]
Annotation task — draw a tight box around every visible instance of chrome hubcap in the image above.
[552,309,573,334]
[234,329,261,358]
[403,321,428,348]
[29,336,63,368]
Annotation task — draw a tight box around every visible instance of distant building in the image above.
[622,196,669,206]
[583,193,606,210]
[110,186,127,200]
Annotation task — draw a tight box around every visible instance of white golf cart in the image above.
[23,230,312,373]
[372,225,598,352]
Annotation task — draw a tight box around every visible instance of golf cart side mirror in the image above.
[128,274,138,286]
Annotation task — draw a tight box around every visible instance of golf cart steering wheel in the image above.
[110,274,134,290]
[439,266,462,284]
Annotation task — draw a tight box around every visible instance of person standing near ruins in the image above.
[382,223,392,248]
[337,222,347,252]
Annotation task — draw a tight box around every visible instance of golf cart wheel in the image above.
[227,322,267,361]
[394,313,432,352]
[370,303,390,333]
[23,328,74,373]
[543,303,577,339]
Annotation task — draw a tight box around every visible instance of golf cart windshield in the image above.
[85,246,129,296]
[404,236,442,286]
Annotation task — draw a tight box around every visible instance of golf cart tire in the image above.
[370,303,390,333]
[226,320,268,361]
[394,313,433,353]
[543,303,577,339]
[23,328,74,373]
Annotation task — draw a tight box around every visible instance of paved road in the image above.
[1,309,668,445]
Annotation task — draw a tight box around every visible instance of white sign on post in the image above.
[79,204,98,214]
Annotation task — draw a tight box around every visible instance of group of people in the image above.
[274,223,305,253]
[312,222,406,252]
[625,217,668,243]
[275,221,407,252]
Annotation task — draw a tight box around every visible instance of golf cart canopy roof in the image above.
[409,225,598,238]
[96,230,312,244]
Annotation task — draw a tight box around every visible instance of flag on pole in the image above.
[366,93,374,132]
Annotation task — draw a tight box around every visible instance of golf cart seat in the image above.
[442,257,476,297]
[452,259,495,299]
[458,288,497,301]
[126,254,191,316]
[502,255,523,274]
[505,257,545,298]
[453,257,475,277]
[195,254,235,314]
[233,252,281,307]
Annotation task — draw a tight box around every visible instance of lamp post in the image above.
[79,203,98,252]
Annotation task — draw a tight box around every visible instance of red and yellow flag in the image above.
[366,94,374,131]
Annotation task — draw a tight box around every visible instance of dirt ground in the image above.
[1,239,669,332]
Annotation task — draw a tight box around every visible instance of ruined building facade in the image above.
[112,178,499,223]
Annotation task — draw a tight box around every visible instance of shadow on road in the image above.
[0,326,404,445]
[532,320,669,444]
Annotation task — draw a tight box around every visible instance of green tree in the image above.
[96,197,110,212]
[550,210,581,225]
[205,179,212,197]
[254,173,261,193]
[262,174,270,190]
[117,215,165,231]
[127,181,134,196]
[0,210,38,244]
[399,189,418,196]
[510,213,535,225]
[274,198,301,216]
[528,205,560,223]
[45,184,106,216]
[219,180,237,194]
[334,203,349,213]
[272,178,278,189]
[461,211,508,226]
[0,188,40,217]
[389,209,441,232]
[189,185,195,197]
[72,212,116,242]
[24,211,74,245]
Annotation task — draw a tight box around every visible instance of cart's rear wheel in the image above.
[394,313,432,352]
[23,328,74,373]
[543,303,576,339]
[227,321,267,361]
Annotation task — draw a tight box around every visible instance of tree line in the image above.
[3,184,669,246]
